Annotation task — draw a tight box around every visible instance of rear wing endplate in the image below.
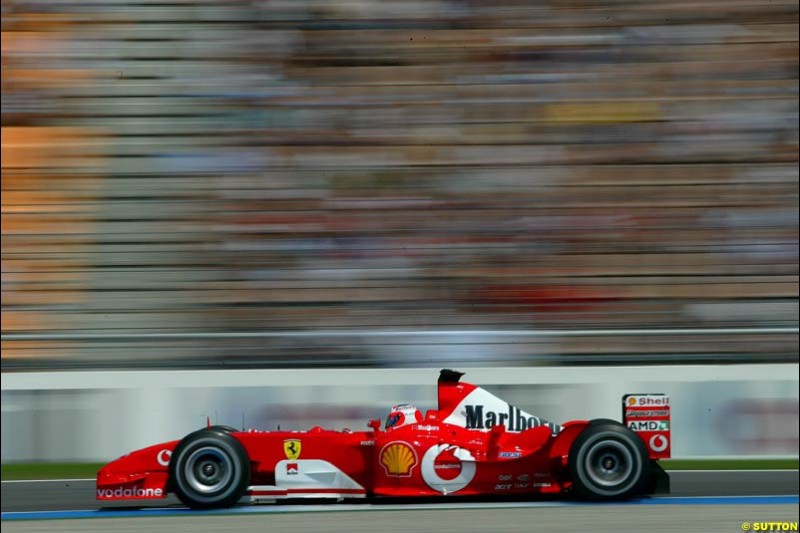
[622,394,671,459]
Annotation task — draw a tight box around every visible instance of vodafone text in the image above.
[97,487,164,498]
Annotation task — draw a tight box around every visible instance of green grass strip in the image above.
[661,458,798,470]
[1,463,104,481]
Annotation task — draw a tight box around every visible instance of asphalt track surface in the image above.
[2,471,798,533]
[1,501,798,533]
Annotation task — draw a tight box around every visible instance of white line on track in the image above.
[3,495,799,519]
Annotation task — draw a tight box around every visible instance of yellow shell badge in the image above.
[284,439,301,460]
[379,441,417,477]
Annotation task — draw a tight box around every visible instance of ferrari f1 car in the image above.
[97,370,671,508]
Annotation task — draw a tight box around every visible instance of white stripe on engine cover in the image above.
[442,387,561,433]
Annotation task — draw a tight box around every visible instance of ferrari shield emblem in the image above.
[284,439,301,460]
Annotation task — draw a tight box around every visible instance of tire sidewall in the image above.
[169,429,250,509]
[569,423,650,499]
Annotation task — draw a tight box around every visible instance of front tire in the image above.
[568,421,650,500]
[169,428,251,509]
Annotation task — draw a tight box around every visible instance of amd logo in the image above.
[464,405,558,432]
[628,420,669,431]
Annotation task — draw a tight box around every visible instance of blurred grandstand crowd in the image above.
[1,0,798,369]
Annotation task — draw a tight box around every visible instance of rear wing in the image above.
[622,394,671,459]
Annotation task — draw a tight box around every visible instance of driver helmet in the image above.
[385,404,423,430]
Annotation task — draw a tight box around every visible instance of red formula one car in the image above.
[97,370,671,508]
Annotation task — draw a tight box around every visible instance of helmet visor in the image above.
[385,413,402,429]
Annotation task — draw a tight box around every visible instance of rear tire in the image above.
[208,425,239,434]
[169,428,251,509]
[568,421,650,500]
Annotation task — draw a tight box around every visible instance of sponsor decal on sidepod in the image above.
[498,451,522,459]
[421,444,476,493]
[380,441,418,477]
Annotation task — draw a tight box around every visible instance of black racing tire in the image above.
[208,425,239,434]
[568,421,650,500]
[169,428,251,509]
[589,418,622,427]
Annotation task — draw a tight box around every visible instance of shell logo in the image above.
[628,397,637,406]
[379,441,418,477]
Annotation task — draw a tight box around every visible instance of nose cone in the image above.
[95,441,179,501]
[97,454,143,485]
[103,441,179,474]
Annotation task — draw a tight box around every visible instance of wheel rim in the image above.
[583,439,634,488]
[183,446,234,495]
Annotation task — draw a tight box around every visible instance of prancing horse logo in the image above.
[284,439,301,460]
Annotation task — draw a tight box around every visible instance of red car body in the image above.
[97,370,670,508]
